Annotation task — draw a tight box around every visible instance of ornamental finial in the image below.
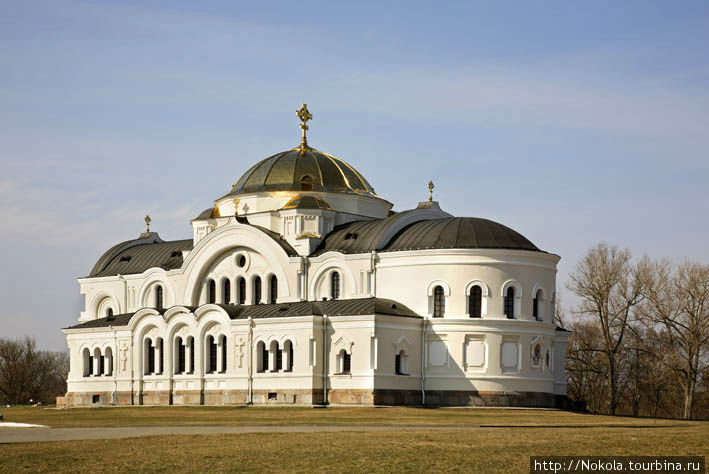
[144,215,151,233]
[428,181,435,202]
[296,103,313,149]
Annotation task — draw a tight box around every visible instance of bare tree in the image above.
[642,260,709,419]
[0,337,68,405]
[567,243,651,415]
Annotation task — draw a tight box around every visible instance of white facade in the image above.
[61,116,569,407]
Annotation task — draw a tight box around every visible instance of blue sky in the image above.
[1,0,708,351]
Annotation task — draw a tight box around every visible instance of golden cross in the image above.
[296,103,313,149]
[428,181,435,202]
[144,215,151,232]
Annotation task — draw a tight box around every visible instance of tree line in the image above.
[0,337,68,406]
[562,243,709,420]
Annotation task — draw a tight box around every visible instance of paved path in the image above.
[0,423,680,444]
[0,424,481,443]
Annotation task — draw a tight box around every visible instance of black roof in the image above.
[315,215,542,255]
[64,298,419,329]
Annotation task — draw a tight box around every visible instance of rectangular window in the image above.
[178,343,186,373]
[209,340,217,374]
[394,354,401,375]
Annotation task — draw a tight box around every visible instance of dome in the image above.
[281,195,333,211]
[230,148,377,197]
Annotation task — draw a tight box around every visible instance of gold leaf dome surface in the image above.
[230,148,377,197]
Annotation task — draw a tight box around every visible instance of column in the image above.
[186,338,193,374]
[155,340,162,375]
[217,338,224,373]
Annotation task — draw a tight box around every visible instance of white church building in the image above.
[60,105,570,407]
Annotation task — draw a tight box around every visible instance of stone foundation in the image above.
[59,389,563,408]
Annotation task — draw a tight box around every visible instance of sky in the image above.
[1,0,708,351]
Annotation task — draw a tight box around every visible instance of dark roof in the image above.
[382,217,541,252]
[88,239,193,278]
[64,298,419,329]
[228,148,378,197]
[315,215,542,255]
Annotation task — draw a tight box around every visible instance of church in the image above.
[60,105,570,407]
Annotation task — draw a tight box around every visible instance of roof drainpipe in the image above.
[248,316,253,405]
[421,317,426,407]
[322,314,328,406]
[111,325,118,405]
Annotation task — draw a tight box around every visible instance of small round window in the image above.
[300,175,314,191]
[237,254,247,268]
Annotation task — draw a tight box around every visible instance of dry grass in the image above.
[1,425,708,473]
[0,405,698,428]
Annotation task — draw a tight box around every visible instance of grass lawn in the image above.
[0,407,707,472]
[0,405,698,428]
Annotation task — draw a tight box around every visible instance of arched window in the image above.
[206,335,217,374]
[331,272,340,300]
[469,286,482,318]
[283,340,294,372]
[220,335,227,373]
[300,174,313,191]
[533,289,543,321]
[337,349,351,374]
[106,307,114,318]
[532,344,541,367]
[105,347,113,376]
[253,277,262,305]
[238,277,246,305]
[223,279,231,304]
[187,336,195,374]
[175,336,185,374]
[155,285,164,309]
[257,341,267,373]
[269,341,280,372]
[208,280,216,304]
[395,350,408,375]
[83,348,91,377]
[145,339,155,375]
[269,275,278,304]
[504,287,515,319]
[433,286,445,318]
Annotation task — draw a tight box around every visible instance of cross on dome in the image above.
[296,103,313,149]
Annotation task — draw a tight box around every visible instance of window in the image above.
[395,350,408,375]
[176,337,185,374]
[331,272,340,300]
[283,340,294,372]
[155,285,164,309]
[220,335,227,373]
[433,286,445,318]
[257,341,267,373]
[238,277,246,305]
[469,286,482,318]
[223,279,231,304]
[253,277,262,305]
[269,275,278,304]
[208,280,216,304]
[532,344,541,367]
[106,308,114,318]
[269,341,280,372]
[300,175,313,191]
[337,349,351,374]
[207,336,217,374]
[99,354,105,375]
[147,340,155,375]
[533,290,542,321]
[237,254,246,268]
[504,287,515,319]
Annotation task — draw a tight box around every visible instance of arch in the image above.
[256,341,267,373]
[395,349,408,375]
[269,340,280,372]
[426,280,451,297]
[93,347,102,376]
[137,273,174,310]
[252,275,262,305]
[221,277,231,304]
[330,271,341,300]
[82,348,91,377]
[182,223,292,305]
[174,335,185,374]
[531,283,547,301]
[237,276,246,305]
[106,307,114,318]
[465,280,489,318]
[205,335,217,374]
[91,292,121,320]
[308,256,357,301]
[207,279,216,304]
[155,284,164,309]
[104,347,113,376]
[337,349,351,374]
[268,274,278,304]
[283,339,294,372]
[501,279,523,319]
